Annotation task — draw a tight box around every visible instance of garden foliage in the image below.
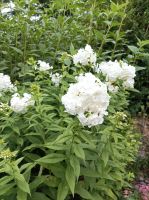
[0,0,143,200]
[125,0,149,115]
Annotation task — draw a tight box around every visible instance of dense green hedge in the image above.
[125,0,149,115]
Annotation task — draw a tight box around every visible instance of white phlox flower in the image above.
[50,73,62,86]
[61,73,110,127]
[10,93,35,113]
[122,78,134,89]
[95,60,136,89]
[1,1,15,15]
[0,73,16,92]
[30,15,41,21]
[95,60,123,82]
[73,44,96,66]
[36,60,53,71]
[119,61,136,88]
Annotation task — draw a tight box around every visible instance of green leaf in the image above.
[17,189,27,200]
[29,192,50,200]
[44,144,68,150]
[0,183,15,196]
[139,40,149,47]
[70,156,80,179]
[79,132,96,148]
[73,144,85,160]
[102,150,109,166]
[36,153,66,164]
[81,168,100,178]
[15,173,30,194]
[65,164,75,196]
[127,88,140,93]
[127,45,139,54]
[64,58,71,66]
[47,134,72,145]
[70,43,75,55]
[135,66,146,71]
[106,189,117,200]
[49,163,65,179]
[10,46,23,55]
[0,176,13,186]
[45,175,60,187]
[92,193,104,200]
[75,186,94,200]
[96,183,117,200]
[30,176,47,190]
[57,182,69,200]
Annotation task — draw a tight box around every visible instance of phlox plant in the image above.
[0,0,148,118]
[0,44,140,200]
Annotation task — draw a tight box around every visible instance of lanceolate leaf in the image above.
[29,192,51,200]
[75,186,94,200]
[73,144,85,160]
[0,176,13,186]
[36,153,66,164]
[65,164,75,196]
[17,189,27,200]
[0,183,15,196]
[57,182,69,200]
[70,156,80,179]
[15,173,30,195]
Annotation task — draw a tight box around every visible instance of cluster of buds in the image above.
[0,149,17,159]
[0,103,10,114]
[109,112,128,129]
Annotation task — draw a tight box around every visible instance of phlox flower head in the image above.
[36,60,53,71]
[1,1,15,15]
[0,73,16,92]
[119,61,136,88]
[95,60,123,82]
[61,73,110,127]
[50,73,62,86]
[73,44,96,66]
[30,15,41,21]
[10,93,35,113]
[95,60,136,89]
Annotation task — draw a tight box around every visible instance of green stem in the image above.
[99,16,115,55]
[38,166,43,176]
[87,0,96,44]
[23,25,27,63]
[111,1,128,59]
[69,131,75,154]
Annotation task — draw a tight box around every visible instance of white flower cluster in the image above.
[1,1,15,15]
[30,15,41,21]
[61,73,110,127]
[0,73,15,93]
[36,60,53,71]
[95,60,136,89]
[73,44,96,66]
[120,61,136,88]
[10,93,35,113]
[50,73,62,87]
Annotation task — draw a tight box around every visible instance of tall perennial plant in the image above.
[0,44,140,200]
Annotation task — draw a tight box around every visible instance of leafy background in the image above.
[0,0,148,115]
